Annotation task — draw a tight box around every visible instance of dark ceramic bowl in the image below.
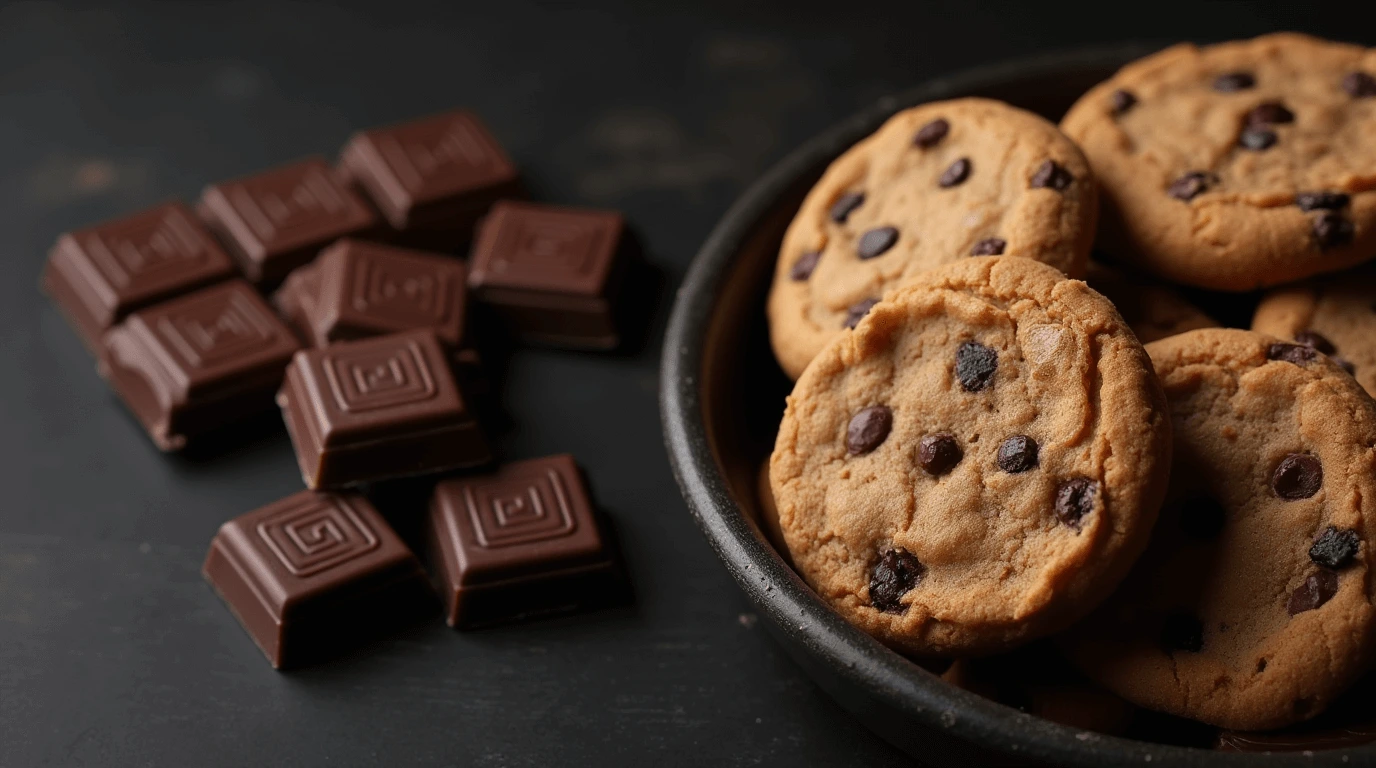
[660,45,1376,767]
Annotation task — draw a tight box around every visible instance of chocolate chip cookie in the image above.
[1061,33,1376,291]
[1252,266,1376,395]
[1085,261,1218,344]
[770,257,1169,656]
[767,98,1098,379]
[1063,328,1376,731]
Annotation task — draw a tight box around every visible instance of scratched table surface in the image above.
[3,3,1374,766]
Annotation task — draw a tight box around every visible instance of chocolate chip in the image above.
[1161,612,1204,653]
[939,158,971,188]
[1054,478,1097,529]
[1214,72,1256,92]
[955,341,998,392]
[1030,160,1074,191]
[830,192,865,223]
[843,298,879,329]
[917,434,962,476]
[1179,497,1226,540]
[1110,89,1137,116]
[1246,101,1295,126]
[970,238,1006,256]
[847,406,892,455]
[857,226,898,259]
[1272,453,1322,500]
[1296,192,1351,211]
[913,118,950,148]
[1287,570,1339,616]
[1293,330,1336,355]
[1239,128,1277,151]
[1310,526,1360,569]
[869,548,925,613]
[1313,211,1355,250]
[1342,72,1376,98]
[790,250,821,281]
[1168,171,1214,201]
[1268,342,1317,365]
[1333,356,1357,376]
[997,435,1038,473]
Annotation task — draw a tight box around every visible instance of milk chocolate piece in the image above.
[42,202,238,352]
[272,260,326,347]
[468,201,628,349]
[424,454,615,627]
[99,280,299,451]
[277,329,490,488]
[339,110,521,250]
[199,157,379,286]
[203,490,431,668]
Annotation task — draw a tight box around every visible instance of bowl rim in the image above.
[659,43,1372,767]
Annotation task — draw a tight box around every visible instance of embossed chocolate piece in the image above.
[277,329,490,488]
[339,110,521,250]
[42,202,238,352]
[199,157,378,286]
[98,280,300,451]
[424,454,616,627]
[202,490,431,668]
[468,201,630,349]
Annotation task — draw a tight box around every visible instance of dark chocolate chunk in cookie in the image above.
[857,226,899,260]
[1268,342,1317,365]
[954,341,998,392]
[1179,496,1226,540]
[1239,128,1277,151]
[843,298,878,329]
[970,238,1006,256]
[1333,356,1357,376]
[830,192,865,224]
[1295,192,1350,211]
[997,435,1039,473]
[790,250,822,281]
[1168,172,1214,201]
[1054,478,1097,529]
[1342,71,1376,97]
[1029,160,1073,191]
[847,406,893,455]
[1287,570,1339,616]
[1313,211,1354,249]
[1110,89,1137,116]
[1161,612,1204,653]
[939,158,971,188]
[1272,453,1323,500]
[869,548,925,613]
[913,118,949,148]
[1293,330,1336,355]
[917,434,962,476]
[1246,101,1294,126]
[1214,72,1256,92]
[1310,526,1360,569]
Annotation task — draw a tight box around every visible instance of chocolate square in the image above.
[425,454,615,627]
[340,111,521,250]
[99,280,300,451]
[202,490,430,668]
[277,328,490,488]
[199,157,379,286]
[309,239,468,348]
[42,202,238,352]
[271,259,326,347]
[467,201,628,349]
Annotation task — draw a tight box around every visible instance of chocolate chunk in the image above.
[1313,211,1355,250]
[913,118,950,148]
[955,340,998,392]
[869,548,925,613]
[1310,526,1360,569]
[1342,71,1376,98]
[843,298,879,329]
[918,434,962,476]
[1213,72,1256,92]
[1239,128,1277,151]
[1167,171,1214,201]
[1333,356,1358,376]
[1054,478,1097,528]
[1179,497,1227,540]
[970,238,1006,256]
[790,250,822,281]
[1287,570,1339,616]
[1161,612,1204,653]
[1295,192,1351,211]
[1110,89,1137,116]
[1268,342,1317,365]
[857,226,899,260]
[1029,160,1073,191]
[847,406,893,455]
[1272,453,1323,500]
[997,435,1039,473]
[1246,101,1295,126]
[1293,330,1336,355]
[938,158,971,188]
[830,192,865,224]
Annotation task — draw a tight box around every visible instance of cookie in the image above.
[1061,33,1376,291]
[1064,328,1376,730]
[1086,261,1218,343]
[767,98,1098,379]
[769,256,1169,656]
[1252,267,1376,395]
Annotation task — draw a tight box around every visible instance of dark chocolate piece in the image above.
[829,192,865,223]
[790,250,822,281]
[203,490,430,668]
[1168,171,1214,201]
[1029,160,1073,191]
[99,280,299,451]
[1310,526,1360,569]
[846,406,892,455]
[970,237,1006,256]
[913,118,949,148]
[842,298,878,329]
[1238,128,1277,151]
[939,157,971,188]
[277,329,490,488]
[272,260,326,346]
[857,226,898,260]
[1110,89,1137,116]
[467,201,629,350]
[869,548,924,613]
[424,454,616,628]
[997,435,1039,473]
[917,434,962,476]
[955,340,997,391]
[1295,192,1350,211]
[1288,570,1339,616]
[339,110,521,250]
[1213,72,1256,92]
[1246,101,1294,126]
[1054,478,1096,528]
[1273,453,1322,500]
[199,157,378,286]
[1268,342,1317,365]
[1293,330,1337,355]
[1313,211,1355,249]
[42,202,238,352]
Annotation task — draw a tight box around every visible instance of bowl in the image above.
[659,44,1373,767]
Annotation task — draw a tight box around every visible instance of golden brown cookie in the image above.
[1064,328,1376,731]
[1061,33,1376,291]
[1086,261,1218,343]
[770,257,1169,657]
[1252,267,1376,394]
[767,98,1097,379]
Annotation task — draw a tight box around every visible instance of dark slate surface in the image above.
[2,2,1373,765]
